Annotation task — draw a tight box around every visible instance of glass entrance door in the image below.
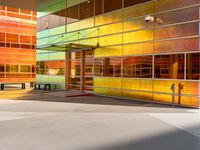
[68,49,94,92]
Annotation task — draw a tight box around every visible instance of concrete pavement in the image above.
[0,89,200,150]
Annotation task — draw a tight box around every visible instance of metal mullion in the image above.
[184,53,187,80]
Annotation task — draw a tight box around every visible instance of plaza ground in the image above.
[0,88,200,150]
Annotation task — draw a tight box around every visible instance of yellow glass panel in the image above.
[95,10,122,26]
[122,90,153,101]
[153,80,199,96]
[99,34,122,46]
[123,30,153,44]
[67,18,94,32]
[50,25,65,36]
[122,78,153,91]
[94,77,122,88]
[180,96,199,108]
[79,37,98,46]
[153,93,174,104]
[123,18,152,32]
[99,22,122,36]
[123,42,153,56]
[94,87,121,97]
[94,46,122,57]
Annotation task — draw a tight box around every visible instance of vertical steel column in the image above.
[80,51,85,92]
[65,52,70,90]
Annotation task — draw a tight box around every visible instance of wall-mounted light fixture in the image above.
[144,15,163,24]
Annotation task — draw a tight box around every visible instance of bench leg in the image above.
[34,84,37,90]
[22,83,25,89]
[30,82,34,88]
[49,85,51,91]
[38,84,41,90]
[1,84,4,90]
[44,85,46,91]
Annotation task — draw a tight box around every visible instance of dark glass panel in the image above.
[155,54,185,79]
[0,64,5,72]
[21,44,32,49]
[66,5,79,24]
[32,65,36,73]
[9,65,19,72]
[104,0,122,13]
[95,0,103,15]
[84,50,94,76]
[94,58,103,76]
[103,57,122,77]
[0,43,5,47]
[37,61,45,74]
[11,43,20,48]
[80,0,94,19]
[123,56,152,78]
[20,65,31,72]
[124,0,152,8]
[187,53,200,80]
[60,9,66,25]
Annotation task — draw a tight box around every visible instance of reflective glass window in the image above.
[94,58,103,76]
[39,15,50,31]
[104,0,122,13]
[0,33,5,42]
[80,0,94,20]
[20,35,31,43]
[66,5,79,24]
[124,0,152,8]
[0,64,4,72]
[50,11,61,28]
[95,0,103,15]
[20,65,31,72]
[187,53,200,80]
[103,57,122,77]
[154,54,185,79]
[6,65,19,72]
[6,33,19,43]
[123,56,152,78]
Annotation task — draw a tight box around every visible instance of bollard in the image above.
[178,83,183,105]
[171,83,175,107]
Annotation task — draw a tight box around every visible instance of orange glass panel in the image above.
[6,33,19,43]
[20,35,31,43]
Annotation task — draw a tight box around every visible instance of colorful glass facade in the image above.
[37,0,200,108]
[0,5,36,83]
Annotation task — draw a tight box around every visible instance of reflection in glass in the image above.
[104,0,122,13]
[80,0,94,20]
[104,57,121,77]
[154,54,184,79]
[187,53,200,80]
[66,5,79,24]
[124,0,152,8]
[123,56,152,78]
[95,0,103,15]
[94,58,103,76]
[37,60,65,75]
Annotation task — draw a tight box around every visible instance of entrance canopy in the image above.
[36,43,99,51]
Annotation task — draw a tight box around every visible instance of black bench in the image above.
[0,83,26,90]
[34,83,57,91]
